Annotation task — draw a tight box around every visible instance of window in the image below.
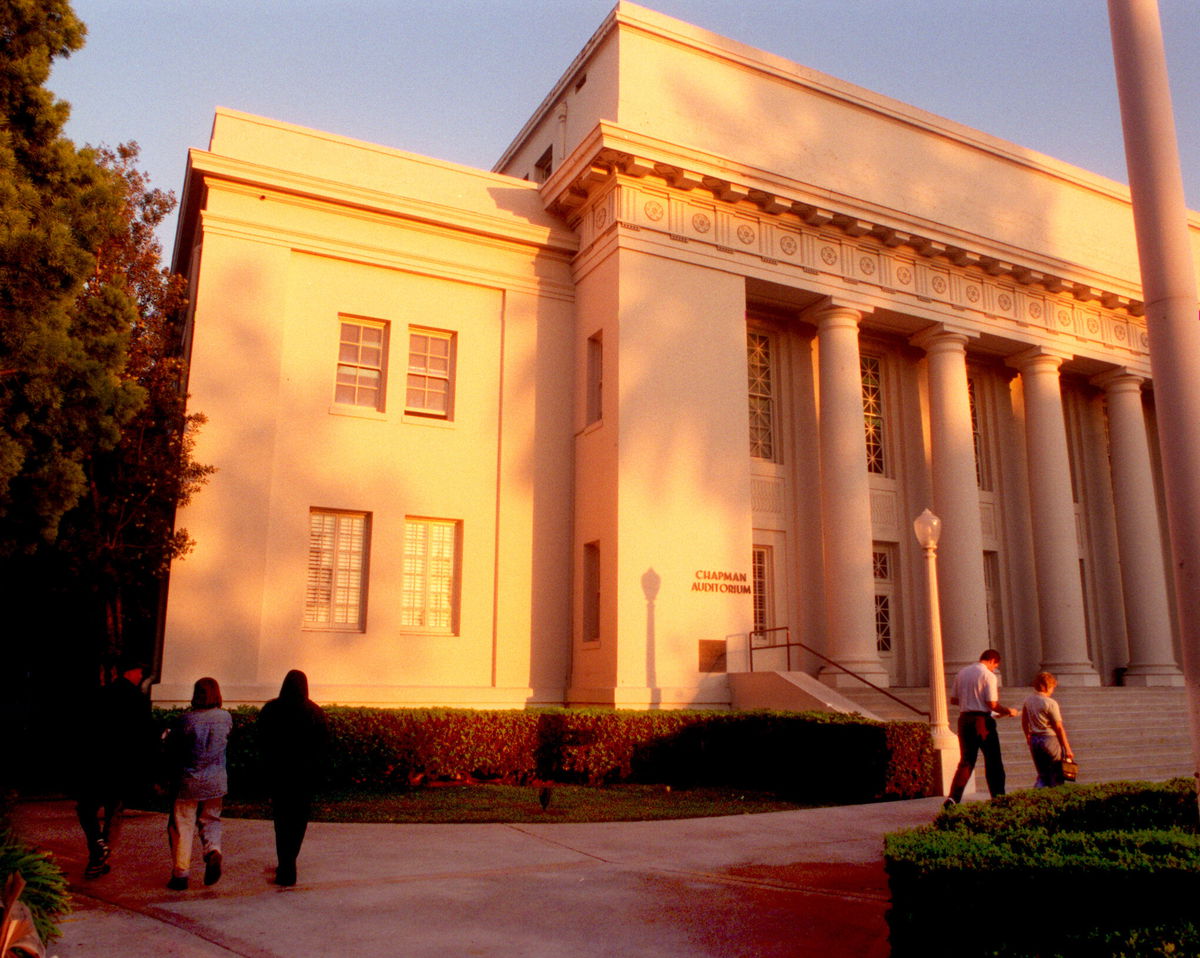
[751,545,773,635]
[534,146,553,184]
[586,332,603,425]
[305,510,369,629]
[861,355,887,475]
[406,328,454,418]
[582,541,600,643]
[748,330,778,461]
[872,544,895,653]
[983,551,1004,649]
[967,376,992,491]
[335,320,387,410]
[401,518,459,630]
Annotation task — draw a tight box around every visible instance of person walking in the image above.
[945,649,1020,808]
[165,677,232,890]
[1021,671,1075,787]
[74,658,155,879]
[257,670,330,886]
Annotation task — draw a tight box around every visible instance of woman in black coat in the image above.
[257,670,329,886]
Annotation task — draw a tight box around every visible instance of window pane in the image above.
[861,355,887,475]
[336,320,388,410]
[306,510,368,629]
[747,330,777,461]
[401,518,458,630]
[406,329,454,417]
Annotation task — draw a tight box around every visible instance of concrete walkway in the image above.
[12,797,946,957]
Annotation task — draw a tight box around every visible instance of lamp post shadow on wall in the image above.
[914,508,960,796]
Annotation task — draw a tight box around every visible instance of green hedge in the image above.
[154,706,933,804]
[885,779,1200,957]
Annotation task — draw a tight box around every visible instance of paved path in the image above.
[13,797,946,957]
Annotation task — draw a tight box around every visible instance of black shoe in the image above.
[167,875,189,891]
[942,798,957,810]
[274,864,296,887]
[203,850,223,886]
[85,841,111,879]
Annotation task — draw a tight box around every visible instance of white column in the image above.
[912,326,990,676]
[816,303,887,686]
[1093,369,1183,685]
[1109,0,1200,800]
[1009,347,1099,685]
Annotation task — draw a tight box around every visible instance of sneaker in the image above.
[167,875,189,891]
[203,850,223,886]
[942,798,957,810]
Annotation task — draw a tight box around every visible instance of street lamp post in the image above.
[914,508,959,794]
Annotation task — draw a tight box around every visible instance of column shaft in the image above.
[916,329,990,674]
[1011,349,1099,685]
[816,305,886,685]
[1096,371,1182,684]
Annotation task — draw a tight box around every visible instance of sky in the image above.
[48,1,1200,261]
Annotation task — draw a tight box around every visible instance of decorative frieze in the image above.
[566,163,1146,361]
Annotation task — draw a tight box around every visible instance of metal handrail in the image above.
[747,626,929,719]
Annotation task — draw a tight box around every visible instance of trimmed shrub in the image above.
[152,706,934,803]
[885,779,1200,957]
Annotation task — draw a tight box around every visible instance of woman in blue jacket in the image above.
[166,676,232,890]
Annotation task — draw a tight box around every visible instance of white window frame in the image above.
[872,542,896,654]
[861,354,888,476]
[401,517,460,632]
[406,328,455,419]
[305,509,370,631]
[335,319,388,411]
[751,544,774,636]
[747,328,779,462]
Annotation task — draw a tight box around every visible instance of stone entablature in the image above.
[557,152,1150,370]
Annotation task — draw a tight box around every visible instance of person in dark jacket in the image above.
[74,658,155,879]
[257,670,330,886]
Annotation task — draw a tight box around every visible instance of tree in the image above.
[0,0,142,551]
[53,143,214,662]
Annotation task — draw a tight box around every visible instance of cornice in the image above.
[189,150,579,256]
[552,139,1151,369]
[546,127,1144,318]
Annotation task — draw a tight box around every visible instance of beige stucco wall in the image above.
[569,245,750,707]
[159,112,576,706]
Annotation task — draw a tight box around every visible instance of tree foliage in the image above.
[0,2,212,670]
[0,0,142,550]
[55,142,214,657]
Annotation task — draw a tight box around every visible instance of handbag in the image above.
[1059,757,1079,781]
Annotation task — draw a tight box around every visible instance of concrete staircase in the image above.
[837,685,1195,785]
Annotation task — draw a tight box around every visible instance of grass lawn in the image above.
[222,784,811,824]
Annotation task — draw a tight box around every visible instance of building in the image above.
[155,2,1191,708]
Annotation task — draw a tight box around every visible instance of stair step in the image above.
[837,684,1195,784]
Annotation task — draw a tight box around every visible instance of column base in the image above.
[1122,666,1186,687]
[931,739,961,797]
[818,664,890,690]
[1039,663,1101,686]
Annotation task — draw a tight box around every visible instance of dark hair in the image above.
[278,669,310,703]
[191,676,223,709]
[979,649,1001,663]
